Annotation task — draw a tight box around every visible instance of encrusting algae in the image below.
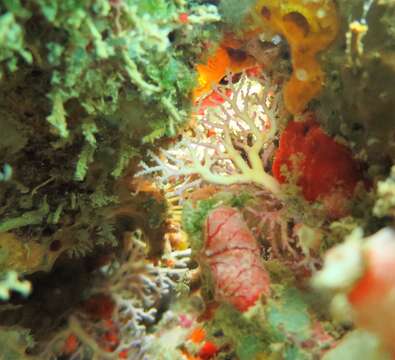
[250,0,339,114]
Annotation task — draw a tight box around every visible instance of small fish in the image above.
[193,46,231,100]
[193,44,256,101]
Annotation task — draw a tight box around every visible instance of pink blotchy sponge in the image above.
[202,206,270,311]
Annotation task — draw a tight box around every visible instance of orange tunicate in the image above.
[252,0,339,114]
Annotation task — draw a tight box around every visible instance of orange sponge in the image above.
[252,0,339,114]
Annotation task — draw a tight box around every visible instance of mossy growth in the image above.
[208,285,328,360]
[0,0,220,260]
[209,303,275,360]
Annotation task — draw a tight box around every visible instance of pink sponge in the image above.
[202,206,270,311]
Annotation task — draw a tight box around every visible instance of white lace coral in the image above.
[136,73,285,196]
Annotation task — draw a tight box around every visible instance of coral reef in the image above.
[1,0,395,359]
[0,0,220,269]
[0,0,218,357]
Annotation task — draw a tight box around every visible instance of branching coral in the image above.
[246,203,296,258]
[37,229,190,360]
[137,73,286,196]
[1,1,393,359]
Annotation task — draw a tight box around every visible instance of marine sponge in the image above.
[252,0,339,114]
[272,116,364,217]
[202,206,270,312]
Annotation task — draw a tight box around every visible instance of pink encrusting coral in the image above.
[202,206,270,311]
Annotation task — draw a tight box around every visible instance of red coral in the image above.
[202,207,270,312]
[272,115,363,210]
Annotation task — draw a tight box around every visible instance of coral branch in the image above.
[137,73,285,196]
